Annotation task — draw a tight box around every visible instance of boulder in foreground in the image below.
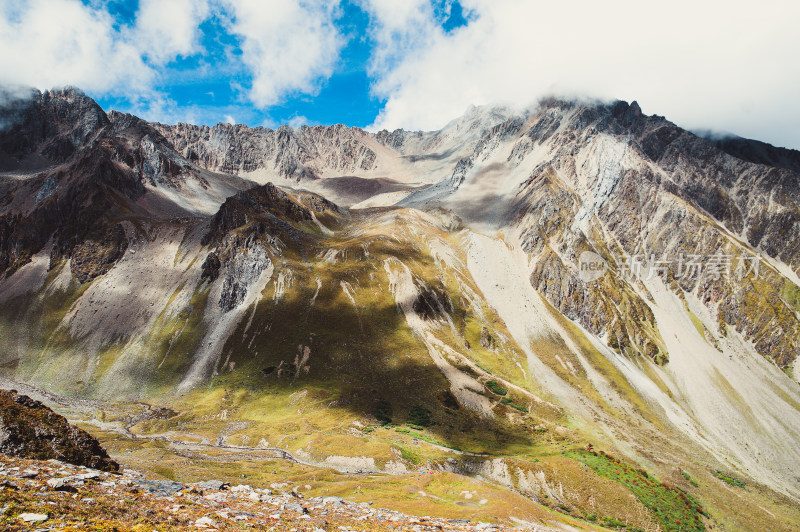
[0,389,118,472]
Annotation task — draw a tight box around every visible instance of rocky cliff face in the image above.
[0,136,142,279]
[0,86,109,171]
[2,87,798,373]
[398,99,800,372]
[155,122,379,181]
[153,104,514,200]
[202,183,339,312]
[0,88,252,282]
[524,100,800,367]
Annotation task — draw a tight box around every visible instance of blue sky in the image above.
[92,0,471,129]
[94,0,381,128]
[1,1,799,147]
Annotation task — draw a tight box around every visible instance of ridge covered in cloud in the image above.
[365,0,800,149]
[0,0,798,148]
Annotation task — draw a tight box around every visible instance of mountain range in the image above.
[1,86,799,531]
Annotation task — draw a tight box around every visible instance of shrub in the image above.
[566,450,706,532]
[374,399,393,425]
[475,363,492,374]
[407,406,433,427]
[486,380,507,396]
[602,516,626,527]
[713,470,746,488]
[396,445,421,465]
[679,469,699,487]
[500,397,529,412]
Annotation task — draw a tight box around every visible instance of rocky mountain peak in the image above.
[0,86,109,170]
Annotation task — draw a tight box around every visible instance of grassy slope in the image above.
[2,207,800,531]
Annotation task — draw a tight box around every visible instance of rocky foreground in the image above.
[0,455,545,532]
[0,390,545,531]
[0,389,119,473]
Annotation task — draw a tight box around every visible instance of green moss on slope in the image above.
[566,450,707,532]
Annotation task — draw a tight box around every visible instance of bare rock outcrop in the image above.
[0,389,118,472]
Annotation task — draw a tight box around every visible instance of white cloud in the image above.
[1,0,798,148]
[0,0,347,121]
[222,0,344,107]
[0,0,154,95]
[356,0,436,74]
[288,115,309,128]
[133,0,210,66]
[366,0,800,148]
[224,114,236,124]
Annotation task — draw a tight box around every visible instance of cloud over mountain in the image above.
[0,0,798,148]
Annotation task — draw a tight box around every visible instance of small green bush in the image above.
[679,469,699,487]
[602,516,626,527]
[375,399,393,425]
[407,405,433,427]
[500,397,529,412]
[396,445,421,465]
[713,470,746,488]
[486,380,507,396]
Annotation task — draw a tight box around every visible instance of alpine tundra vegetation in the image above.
[1,87,800,531]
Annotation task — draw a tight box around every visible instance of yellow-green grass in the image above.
[566,450,707,532]
[93,427,610,530]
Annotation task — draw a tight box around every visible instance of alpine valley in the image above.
[1,86,800,531]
